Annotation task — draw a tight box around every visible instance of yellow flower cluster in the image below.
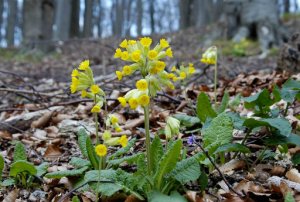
[168,63,196,83]
[201,46,217,65]
[114,37,196,107]
[117,79,150,110]
[95,144,107,157]
[70,60,105,113]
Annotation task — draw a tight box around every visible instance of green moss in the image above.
[281,12,300,22]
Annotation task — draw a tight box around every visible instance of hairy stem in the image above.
[144,105,151,175]
[214,54,218,104]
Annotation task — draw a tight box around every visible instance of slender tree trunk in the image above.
[179,0,192,29]
[70,0,80,38]
[113,0,123,36]
[83,0,93,37]
[136,0,143,36]
[125,0,132,36]
[0,0,3,41]
[149,0,155,33]
[54,0,71,40]
[284,0,290,13]
[6,0,18,47]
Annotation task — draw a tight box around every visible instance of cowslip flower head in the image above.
[78,60,90,70]
[131,50,141,62]
[122,65,133,76]
[136,79,148,91]
[140,37,152,47]
[114,48,122,58]
[118,135,128,147]
[160,39,169,48]
[166,48,173,58]
[120,39,128,48]
[148,50,158,60]
[129,98,138,109]
[138,94,150,106]
[90,84,100,94]
[116,71,123,80]
[110,115,119,125]
[91,105,101,113]
[118,97,127,107]
[95,144,107,157]
[201,46,217,65]
[165,116,180,139]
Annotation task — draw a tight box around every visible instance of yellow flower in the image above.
[70,84,77,93]
[78,60,89,70]
[156,61,166,71]
[128,40,137,45]
[168,83,175,90]
[118,97,127,107]
[121,51,129,61]
[140,37,152,47]
[171,66,177,72]
[110,115,119,124]
[116,127,122,132]
[91,105,101,113]
[172,76,178,82]
[81,90,87,98]
[116,71,123,80]
[188,67,195,74]
[148,50,158,60]
[120,39,128,48]
[71,69,79,77]
[136,79,148,91]
[201,46,217,65]
[166,48,173,57]
[167,73,176,79]
[160,39,169,48]
[129,98,138,109]
[138,94,150,106]
[95,144,107,157]
[131,50,141,62]
[122,65,133,76]
[114,48,122,58]
[118,135,128,148]
[90,84,100,94]
[179,72,186,79]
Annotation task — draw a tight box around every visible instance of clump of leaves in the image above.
[0,142,48,189]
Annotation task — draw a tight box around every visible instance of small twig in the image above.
[193,140,245,198]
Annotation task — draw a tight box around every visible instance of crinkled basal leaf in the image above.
[264,133,300,146]
[173,114,200,127]
[13,142,27,162]
[214,143,250,154]
[148,191,187,202]
[196,92,217,123]
[243,89,274,109]
[283,79,300,89]
[0,154,4,180]
[1,178,15,186]
[45,166,89,179]
[154,139,182,190]
[150,136,163,173]
[202,112,233,147]
[217,91,230,114]
[243,118,291,137]
[36,162,49,177]
[84,169,116,183]
[70,157,91,168]
[86,137,99,169]
[109,138,136,159]
[77,128,89,158]
[109,153,143,166]
[10,160,37,177]
[170,157,200,184]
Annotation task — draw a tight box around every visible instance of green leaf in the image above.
[0,154,4,180]
[86,137,99,169]
[78,128,89,158]
[264,133,300,146]
[92,182,122,196]
[243,89,274,110]
[280,88,298,103]
[202,113,233,147]
[109,138,136,159]
[196,92,217,123]
[170,157,200,184]
[285,192,296,202]
[243,118,292,137]
[109,153,143,166]
[13,142,27,162]
[283,79,300,89]
[214,143,250,154]
[154,139,182,190]
[217,91,229,114]
[10,160,37,177]
[1,178,15,186]
[72,196,81,202]
[173,114,200,127]
[198,171,208,192]
[45,166,89,179]
[148,191,187,202]
[150,136,164,173]
[292,153,300,165]
[227,112,245,130]
[70,157,91,168]
[36,162,49,177]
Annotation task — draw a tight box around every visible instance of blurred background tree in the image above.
[0,0,298,51]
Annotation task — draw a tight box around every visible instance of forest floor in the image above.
[0,17,300,202]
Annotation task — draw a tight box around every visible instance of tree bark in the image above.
[0,0,3,42]
[54,0,71,40]
[70,0,80,38]
[179,0,192,29]
[83,0,93,37]
[95,0,102,38]
[149,0,155,33]
[6,0,18,47]
[136,0,143,36]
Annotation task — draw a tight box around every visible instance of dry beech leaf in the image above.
[0,131,12,140]
[279,181,293,197]
[185,191,203,202]
[3,188,19,202]
[31,111,53,128]
[51,114,75,124]
[125,195,144,202]
[44,144,62,160]
[213,159,246,175]
[286,168,300,183]
[123,116,145,129]
[33,129,47,141]
[270,166,285,176]
[268,176,300,192]
[82,195,92,202]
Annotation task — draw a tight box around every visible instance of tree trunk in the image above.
[0,0,3,41]
[124,0,132,36]
[54,0,71,40]
[179,0,192,29]
[136,0,143,36]
[83,0,93,37]
[95,0,102,38]
[6,0,18,47]
[70,0,80,38]
[149,0,155,33]
[284,0,290,13]
[112,0,123,37]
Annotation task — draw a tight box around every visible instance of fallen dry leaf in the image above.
[31,111,53,128]
[44,144,62,160]
[286,168,300,183]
